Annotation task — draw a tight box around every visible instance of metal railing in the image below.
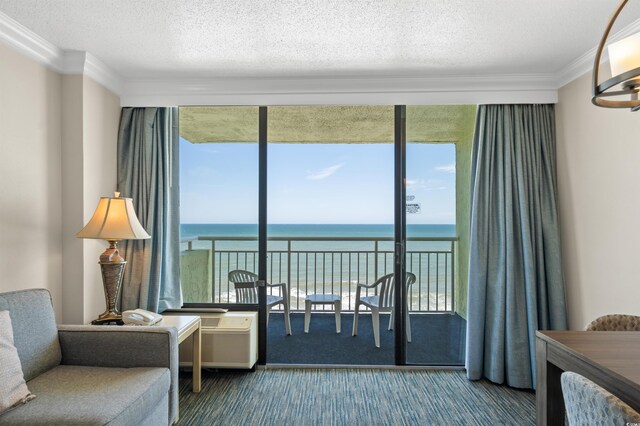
[180,236,456,313]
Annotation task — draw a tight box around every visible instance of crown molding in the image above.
[554,17,640,88]
[0,11,123,95]
[120,73,559,106]
[0,10,65,71]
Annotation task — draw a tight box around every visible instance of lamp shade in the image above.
[608,32,640,78]
[76,193,150,240]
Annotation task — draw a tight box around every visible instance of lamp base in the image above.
[91,314,124,325]
[93,246,127,325]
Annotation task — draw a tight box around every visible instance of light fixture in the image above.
[592,0,640,110]
[76,192,150,324]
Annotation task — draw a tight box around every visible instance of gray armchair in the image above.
[0,289,179,425]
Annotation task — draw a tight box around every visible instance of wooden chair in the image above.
[228,270,291,335]
[351,272,416,348]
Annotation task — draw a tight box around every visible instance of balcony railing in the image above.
[180,236,457,313]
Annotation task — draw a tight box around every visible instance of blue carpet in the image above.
[267,312,466,365]
[177,368,535,425]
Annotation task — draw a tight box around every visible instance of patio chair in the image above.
[352,272,417,348]
[228,270,291,335]
[561,372,640,425]
[584,314,640,331]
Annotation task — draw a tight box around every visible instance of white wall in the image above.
[0,43,63,319]
[556,72,640,330]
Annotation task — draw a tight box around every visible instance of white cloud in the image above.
[435,163,456,174]
[306,163,344,180]
[406,178,446,190]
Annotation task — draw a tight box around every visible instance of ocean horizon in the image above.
[181,223,456,238]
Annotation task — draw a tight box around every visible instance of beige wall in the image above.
[60,74,120,324]
[0,43,63,319]
[556,72,640,330]
[0,42,120,324]
[81,76,120,323]
[61,75,85,323]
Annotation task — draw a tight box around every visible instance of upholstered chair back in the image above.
[585,314,640,331]
[562,372,640,425]
[0,289,61,381]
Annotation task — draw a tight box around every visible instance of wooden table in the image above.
[536,331,640,425]
[158,315,201,392]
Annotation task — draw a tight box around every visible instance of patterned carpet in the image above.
[177,368,535,425]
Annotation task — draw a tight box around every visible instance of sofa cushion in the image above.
[0,365,170,426]
[0,289,61,381]
[0,311,35,415]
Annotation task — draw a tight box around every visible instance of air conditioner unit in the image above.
[176,312,258,369]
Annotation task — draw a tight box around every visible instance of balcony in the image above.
[180,234,465,364]
[180,235,456,313]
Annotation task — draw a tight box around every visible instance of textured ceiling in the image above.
[1,0,639,79]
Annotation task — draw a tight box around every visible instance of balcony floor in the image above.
[266,312,466,365]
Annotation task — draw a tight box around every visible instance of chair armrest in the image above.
[58,325,179,424]
[356,282,378,289]
[267,282,286,288]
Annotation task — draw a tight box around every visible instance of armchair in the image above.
[0,289,178,425]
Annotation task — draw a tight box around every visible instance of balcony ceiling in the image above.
[180,105,476,143]
[1,0,639,80]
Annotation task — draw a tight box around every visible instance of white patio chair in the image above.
[352,272,417,348]
[228,270,291,335]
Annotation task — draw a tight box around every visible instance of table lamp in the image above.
[76,192,150,324]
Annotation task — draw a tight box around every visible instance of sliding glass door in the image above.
[178,105,473,366]
[402,105,475,365]
[266,106,395,365]
[178,107,259,308]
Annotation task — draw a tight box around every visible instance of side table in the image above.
[157,315,201,393]
[304,294,341,333]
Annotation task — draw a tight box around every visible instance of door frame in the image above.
[393,105,407,366]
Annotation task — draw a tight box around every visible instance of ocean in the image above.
[180,223,455,239]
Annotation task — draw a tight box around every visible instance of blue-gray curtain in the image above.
[117,107,181,313]
[466,104,567,389]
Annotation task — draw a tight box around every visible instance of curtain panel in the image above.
[466,104,567,389]
[117,107,181,312]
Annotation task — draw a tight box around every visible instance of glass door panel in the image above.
[404,105,475,365]
[266,106,395,365]
[178,106,259,306]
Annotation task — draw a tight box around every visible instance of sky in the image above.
[180,138,455,225]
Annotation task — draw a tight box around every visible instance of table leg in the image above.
[335,301,341,333]
[536,337,564,425]
[193,324,201,393]
[304,300,311,333]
